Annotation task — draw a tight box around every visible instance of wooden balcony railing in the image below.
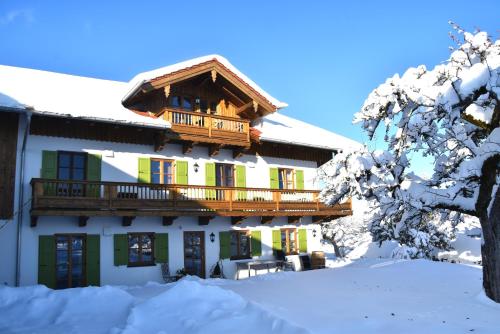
[162,108,250,147]
[30,178,352,218]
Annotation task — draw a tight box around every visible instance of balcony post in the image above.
[208,114,212,138]
[229,189,233,211]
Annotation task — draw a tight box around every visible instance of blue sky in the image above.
[0,1,498,144]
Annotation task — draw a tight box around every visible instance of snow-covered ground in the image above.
[1,258,498,334]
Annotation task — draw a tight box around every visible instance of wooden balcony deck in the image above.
[161,108,251,147]
[30,179,352,225]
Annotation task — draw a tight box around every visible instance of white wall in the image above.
[11,134,323,286]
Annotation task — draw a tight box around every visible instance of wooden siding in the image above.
[0,112,19,219]
[30,178,351,220]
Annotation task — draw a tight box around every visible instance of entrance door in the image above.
[56,234,86,289]
[184,231,205,278]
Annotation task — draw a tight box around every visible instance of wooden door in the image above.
[183,231,205,278]
[55,234,86,289]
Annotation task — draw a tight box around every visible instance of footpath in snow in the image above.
[1,258,499,334]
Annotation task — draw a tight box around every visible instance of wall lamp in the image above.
[193,162,200,173]
[210,232,215,243]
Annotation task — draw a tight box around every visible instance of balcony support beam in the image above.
[198,216,214,226]
[261,216,274,224]
[162,216,177,226]
[233,148,248,159]
[154,131,169,152]
[231,216,245,225]
[182,141,195,154]
[30,216,38,227]
[288,216,302,224]
[208,144,222,157]
[122,216,135,227]
[78,216,89,227]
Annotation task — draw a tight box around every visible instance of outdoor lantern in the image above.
[210,232,215,243]
[312,229,317,238]
[193,162,200,173]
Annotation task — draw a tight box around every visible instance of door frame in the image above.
[183,231,206,278]
[54,233,87,289]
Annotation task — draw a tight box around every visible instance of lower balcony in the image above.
[30,178,352,226]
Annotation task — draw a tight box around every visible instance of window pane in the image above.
[151,160,161,172]
[281,230,287,253]
[58,153,70,168]
[240,234,249,256]
[151,173,160,184]
[170,96,180,108]
[278,170,284,189]
[58,167,70,180]
[141,235,153,262]
[73,155,85,168]
[230,232,238,257]
[182,97,192,110]
[129,235,139,263]
[289,231,296,252]
[72,169,85,180]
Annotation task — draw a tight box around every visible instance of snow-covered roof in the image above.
[124,54,288,109]
[254,112,362,151]
[0,65,170,129]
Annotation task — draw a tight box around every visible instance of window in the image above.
[169,96,180,108]
[281,228,297,255]
[128,233,154,266]
[57,151,87,196]
[230,230,250,259]
[151,159,174,184]
[278,168,294,190]
[215,163,234,187]
[182,96,192,110]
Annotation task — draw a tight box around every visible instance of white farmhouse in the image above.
[0,55,359,288]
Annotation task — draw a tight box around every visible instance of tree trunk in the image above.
[477,155,500,302]
[332,240,344,258]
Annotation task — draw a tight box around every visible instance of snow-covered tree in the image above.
[321,216,369,258]
[320,25,500,302]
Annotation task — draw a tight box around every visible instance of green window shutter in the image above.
[41,151,57,195]
[38,235,56,289]
[114,234,128,266]
[154,233,169,263]
[176,160,189,185]
[272,229,282,255]
[295,170,304,190]
[205,162,216,199]
[41,151,57,179]
[138,157,151,183]
[86,154,102,197]
[270,167,279,189]
[219,231,230,259]
[251,230,262,257]
[86,235,100,286]
[298,228,308,253]
[235,165,247,200]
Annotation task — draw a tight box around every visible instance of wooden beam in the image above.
[122,216,135,227]
[164,85,170,99]
[208,144,222,157]
[162,216,177,226]
[231,216,245,225]
[253,100,258,113]
[30,216,38,227]
[182,141,194,154]
[211,69,217,82]
[236,101,254,114]
[198,216,214,225]
[288,216,301,224]
[78,216,89,227]
[154,131,169,152]
[261,216,274,224]
[233,148,246,159]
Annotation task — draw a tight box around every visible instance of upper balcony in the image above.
[30,178,352,227]
[160,108,251,149]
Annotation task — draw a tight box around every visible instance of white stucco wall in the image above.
[4,133,323,287]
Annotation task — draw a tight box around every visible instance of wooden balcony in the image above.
[30,178,352,226]
[161,108,251,147]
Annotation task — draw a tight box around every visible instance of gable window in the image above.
[170,96,180,108]
[151,159,174,184]
[281,228,298,255]
[57,151,87,196]
[278,168,294,190]
[215,163,234,187]
[128,233,154,266]
[230,230,250,259]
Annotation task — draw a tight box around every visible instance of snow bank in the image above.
[0,285,134,334]
[122,279,307,334]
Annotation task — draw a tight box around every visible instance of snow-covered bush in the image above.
[320,24,500,301]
